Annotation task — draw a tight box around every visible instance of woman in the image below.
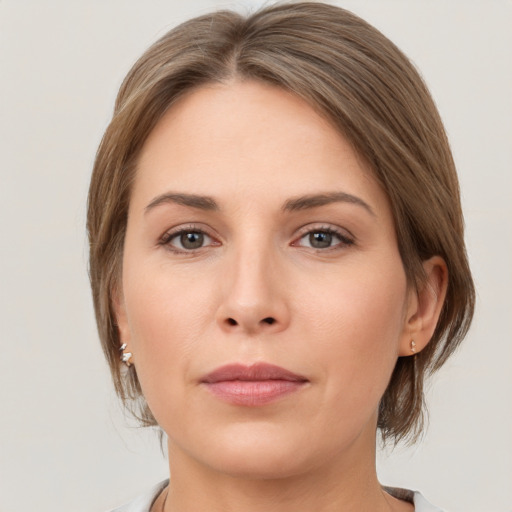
[87,3,474,511]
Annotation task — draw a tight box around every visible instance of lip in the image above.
[201,363,309,406]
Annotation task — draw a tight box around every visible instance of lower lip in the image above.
[202,380,306,406]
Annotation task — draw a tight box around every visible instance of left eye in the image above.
[296,229,353,249]
[164,230,213,251]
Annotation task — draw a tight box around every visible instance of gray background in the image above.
[1,1,511,511]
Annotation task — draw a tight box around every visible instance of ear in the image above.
[399,256,448,356]
[112,284,133,355]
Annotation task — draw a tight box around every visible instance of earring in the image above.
[119,343,133,367]
[411,340,417,354]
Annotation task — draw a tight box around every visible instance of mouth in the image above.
[200,362,309,406]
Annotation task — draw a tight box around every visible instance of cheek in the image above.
[121,260,217,406]
[124,255,215,341]
[300,260,408,404]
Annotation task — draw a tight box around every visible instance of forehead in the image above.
[133,80,384,212]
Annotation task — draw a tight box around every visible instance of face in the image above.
[116,80,416,478]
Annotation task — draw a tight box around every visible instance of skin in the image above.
[115,80,447,512]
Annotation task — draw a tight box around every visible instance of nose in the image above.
[216,244,291,336]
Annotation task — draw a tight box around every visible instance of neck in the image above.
[161,425,410,512]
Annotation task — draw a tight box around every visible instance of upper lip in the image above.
[201,363,308,383]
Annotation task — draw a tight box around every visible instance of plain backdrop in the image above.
[1,1,511,511]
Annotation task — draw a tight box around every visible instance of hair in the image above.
[87,1,475,444]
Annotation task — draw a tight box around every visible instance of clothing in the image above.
[108,480,445,512]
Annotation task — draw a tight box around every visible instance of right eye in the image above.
[160,228,217,252]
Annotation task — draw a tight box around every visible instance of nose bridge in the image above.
[232,240,273,306]
[217,230,289,334]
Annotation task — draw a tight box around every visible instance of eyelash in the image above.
[159,224,355,254]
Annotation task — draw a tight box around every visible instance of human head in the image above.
[87,1,475,444]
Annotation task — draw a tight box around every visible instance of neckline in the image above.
[149,482,416,510]
[383,486,415,504]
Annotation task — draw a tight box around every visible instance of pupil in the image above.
[310,232,332,248]
[181,232,204,249]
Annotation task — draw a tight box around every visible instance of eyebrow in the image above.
[145,192,219,214]
[144,190,374,216]
[282,192,375,216]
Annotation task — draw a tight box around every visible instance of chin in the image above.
[190,423,326,480]
[209,448,309,480]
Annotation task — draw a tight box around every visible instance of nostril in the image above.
[224,317,276,328]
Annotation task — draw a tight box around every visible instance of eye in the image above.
[176,231,207,250]
[160,228,216,252]
[294,227,354,250]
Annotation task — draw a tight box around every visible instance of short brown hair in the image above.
[87,1,475,444]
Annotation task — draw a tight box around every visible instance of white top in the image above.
[108,480,445,512]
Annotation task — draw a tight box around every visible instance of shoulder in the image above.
[413,491,446,512]
[106,480,168,512]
